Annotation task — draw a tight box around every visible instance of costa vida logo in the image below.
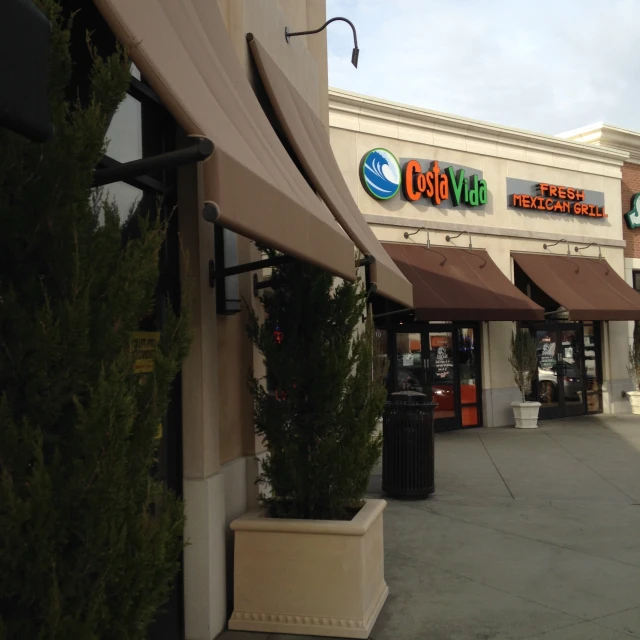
[360,148,401,200]
[360,149,487,207]
[625,193,640,230]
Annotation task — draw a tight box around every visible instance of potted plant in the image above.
[627,322,640,414]
[509,328,541,428]
[229,256,388,638]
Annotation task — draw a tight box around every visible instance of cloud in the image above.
[326,0,638,135]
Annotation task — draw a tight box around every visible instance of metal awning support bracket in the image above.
[373,307,415,320]
[93,136,214,187]
[201,208,295,311]
[254,255,376,300]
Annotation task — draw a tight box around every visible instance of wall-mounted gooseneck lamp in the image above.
[446,230,473,251]
[543,239,570,256]
[574,242,603,260]
[285,17,359,68]
[404,227,430,248]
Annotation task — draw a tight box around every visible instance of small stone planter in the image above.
[628,391,640,415]
[229,499,388,638]
[511,401,541,429]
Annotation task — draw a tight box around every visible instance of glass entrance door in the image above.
[534,325,586,419]
[559,328,586,417]
[457,327,480,427]
[428,330,457,429]
[393,325,482,431]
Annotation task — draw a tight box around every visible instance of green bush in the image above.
[248,259,387,520]
[0,2,191,638]
[509,329,538,402]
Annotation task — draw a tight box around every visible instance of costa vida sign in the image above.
[360,148,488,207]
[625,193,640,230]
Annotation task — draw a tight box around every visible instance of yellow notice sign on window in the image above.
[130,331,160,374]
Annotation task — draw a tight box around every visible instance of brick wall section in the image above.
[622,162,640,258]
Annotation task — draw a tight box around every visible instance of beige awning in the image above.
[247,36,413,309]
[93,0,356,282]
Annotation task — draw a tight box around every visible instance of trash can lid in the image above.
[390,390,428,397]
[388,390,431,404]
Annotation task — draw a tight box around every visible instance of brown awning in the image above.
[93,0,355,282]
[513,253,640,321]
[247,36,413,309]
[383,243,544,321]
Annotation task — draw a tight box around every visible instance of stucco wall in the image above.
[210,0,329,467]
[329,104,624,247]
[180,3,330,638]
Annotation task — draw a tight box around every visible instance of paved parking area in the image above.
[221,414,640,640]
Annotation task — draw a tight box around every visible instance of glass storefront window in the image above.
[536,330,558,407]
[396,332,426,393]
[428,331,455,421]
[374,328,389,388]
[532,322,602,418]
[457,327,478,427]
[584,323,602,413]
[561,329,584,408]
[388,325,482,429]
[106,93,143,163]
[93,182,146,225]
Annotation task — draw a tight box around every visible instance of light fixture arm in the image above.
[543,239,570,256]
[285,17,359,68]
[446,230,472,250]
[574,242,602,260]
[404,227,430,248]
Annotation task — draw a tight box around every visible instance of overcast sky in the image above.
[326,0,638,136]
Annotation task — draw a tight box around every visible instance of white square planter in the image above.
[628,391,640,414]
[229,499,388,638]
[511,401,541,429]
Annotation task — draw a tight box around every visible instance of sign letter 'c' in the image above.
[402,160,422,201]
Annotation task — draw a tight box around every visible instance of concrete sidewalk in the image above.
[220,415,640,640]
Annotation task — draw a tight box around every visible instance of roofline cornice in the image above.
[329,88,628,168]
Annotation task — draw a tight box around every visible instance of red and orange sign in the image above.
[430,335,451,349]
[511,182,606,218]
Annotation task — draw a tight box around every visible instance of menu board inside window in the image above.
[430,333,454,383]
[538,335,556,370]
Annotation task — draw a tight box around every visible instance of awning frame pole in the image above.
[93,136,214,187]
[253,254,375,299]
[372,307,415,320]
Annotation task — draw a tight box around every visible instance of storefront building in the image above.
[65,2,412,640]
[557,123,640,348]
[329,89,640,430]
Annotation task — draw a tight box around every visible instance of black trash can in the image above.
[382,391,436,498]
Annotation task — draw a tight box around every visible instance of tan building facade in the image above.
[180,4,333,638]
[330,89,640,429]
[92,1,399,639]
[559,124,640,348]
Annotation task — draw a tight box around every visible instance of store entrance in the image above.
[393,324,482,431]
[529,322,602,420]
